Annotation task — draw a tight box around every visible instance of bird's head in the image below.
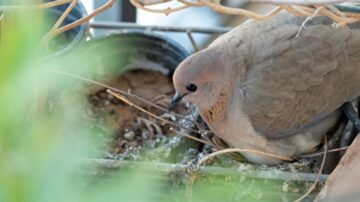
[169,48,234,123]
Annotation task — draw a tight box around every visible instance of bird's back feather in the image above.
[216,13,360,138]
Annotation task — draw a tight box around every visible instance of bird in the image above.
[169,13,360,165]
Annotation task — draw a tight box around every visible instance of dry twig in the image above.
[130,0,360,25]
[0,0,72,11]
[42,0,116,46]
[295,6,325,37]
[299,146,348,158]
[294,136,328,202]
[0,0,116,50]
[197,148,293,166]
[50,0,78,36]
[107,89,213,146]
[46,68,205,131]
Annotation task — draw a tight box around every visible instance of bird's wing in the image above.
[240,24,360,138]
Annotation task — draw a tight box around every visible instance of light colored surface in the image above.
[81,0,92,12]
[137,3,224,52]
[317,135,360,201]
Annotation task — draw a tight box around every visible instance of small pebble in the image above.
[132,122,142,131]
[103,100,111,106]
[124,131,135,140]
[141,131,150,140]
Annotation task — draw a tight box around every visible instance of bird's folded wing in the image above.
[240,24,360,138]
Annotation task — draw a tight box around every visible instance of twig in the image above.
[130,0,190,15]
[42,0,78,46]
[43,0,116,45]
[107,90,213,145]
[46,68,205,131]
[327,4,346,17]
[186,30,200,52]
[296,6,325,37]
[46,68,214,146]
[201,2,283,20]
[178,0,202,7]
[197,148,293,166]
[299,146,348,158]
[130,0,360,25]
[53,0,78,31]
[244,0,349,5]
[0,0,72,11]
[137,0,350,6]
[137,0,172,6]
[294,136,328,202]
[108,89,173,123]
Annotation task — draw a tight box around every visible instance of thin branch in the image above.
[0,0,72,11]
[299,146,348,158]
[137,0,351,6]
[46,68,206,131]
[42,0,78,46]
[130,0,190,15]
[186,31,200,52]
[244,0,350,5]
[107,90,214,146]
[43,0,116,45]
[197,148,293,166]
[52,0,78,31]
[137,0,172,6]
[294,136,328,202]
[46,68,215,147]
[130,0,360,25]
[296,6,325,37]
[107,89,199,133]
[177,0,202,6]
[200,1,283,20]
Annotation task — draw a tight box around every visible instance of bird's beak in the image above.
[168,92,186,112]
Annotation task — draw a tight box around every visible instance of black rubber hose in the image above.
[343,101,360,132]
[335,4,360,13]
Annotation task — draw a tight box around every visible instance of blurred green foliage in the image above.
[0,5,161,202]
[0,2,314,202]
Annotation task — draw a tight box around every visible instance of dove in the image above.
[170,13,360,165]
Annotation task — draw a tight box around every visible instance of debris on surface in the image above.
[87,69,199,162]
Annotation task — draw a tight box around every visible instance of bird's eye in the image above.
[186,83,197,92]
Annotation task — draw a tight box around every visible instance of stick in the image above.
[42,0,78,46]
[0,0,72,11]
[46,68,205,131]
[107,90,213,146]
[197,148,293,166]
[44,0,116,44]
[294,136,328,202]
[299,146,348,158]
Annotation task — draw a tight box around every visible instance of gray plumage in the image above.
[172,13,360,164]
